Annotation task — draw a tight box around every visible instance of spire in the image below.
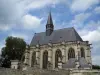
[46,12,54,36]
[47,12,53,25]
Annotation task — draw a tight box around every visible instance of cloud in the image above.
[9,30,35,44]
[25,0,64,10]
[0,0,24,31]
[21,14,43,29]
[71,0,99,12]
[79,20,100,43]
[56,12,92,30]
[84,21,100,30]
[78,21,100,36]
[10,32,29,41]
[0,0,65,31]
[72,13,91,23]
[94,6,100,14]
[82,28,100,43]
[92,55,100,65]
[0,24,11,31]
[70,13,91,28]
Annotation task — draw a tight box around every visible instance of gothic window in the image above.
[43,50,48,69]
[68,48,75,60]
[55,49,62,68]
[31,51,36,67]
[80,47,85,58]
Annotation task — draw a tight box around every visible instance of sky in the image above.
[0,0,100,65]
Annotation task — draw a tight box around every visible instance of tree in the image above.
[1,55,11,68]
[1,36,26,67]
[92,65,100,69]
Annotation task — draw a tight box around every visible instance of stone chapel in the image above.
[24,12,92,70]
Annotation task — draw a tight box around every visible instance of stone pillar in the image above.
[75,51,80,69]
[23,49,30,71]
[75,42,81,69]
[62,48,66,63]
[36,50,39,64]
[85,46,90,63]
[40,50,43,69]
[24,50,29,65]
[29,50,33,67]
[89,49,92,67]
[52,48,56,69]
[66,47,68,62]
[86,46,92,68]
[76,42,81,60]
[35,50,40,68]
[48,49,52,62]
[48,49,52,69]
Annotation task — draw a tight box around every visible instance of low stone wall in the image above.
[0,67,70,75]
[0,67,24,75]
[0,67,100,75]
[70,69,100,75]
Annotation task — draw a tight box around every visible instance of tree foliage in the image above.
[1,36,26,61]
[0,55,11,68]
[92,65,100,69]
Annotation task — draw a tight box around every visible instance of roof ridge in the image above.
[35,27,74,34]
[54,27,73,31]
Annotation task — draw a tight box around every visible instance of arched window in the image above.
[68,48,75,60]
[80,47,85,58]
[43,50,48,69]
[31,51,36,67]
[55,49,62,68]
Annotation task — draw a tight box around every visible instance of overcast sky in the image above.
[0,0,100,65]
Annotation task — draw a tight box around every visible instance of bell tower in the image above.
[46,12,54,36]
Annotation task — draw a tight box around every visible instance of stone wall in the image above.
[0,67,70,75]
[0,67,100,75]
[70,69,100,75]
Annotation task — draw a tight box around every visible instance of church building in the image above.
[24,12,92,70]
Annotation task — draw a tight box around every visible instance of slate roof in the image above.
[30,27,83,46]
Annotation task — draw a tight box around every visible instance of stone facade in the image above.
[24,41,92,70]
